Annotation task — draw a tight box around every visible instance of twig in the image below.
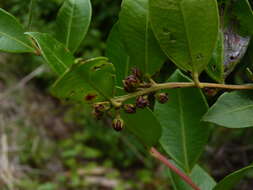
[150,147,201,190]
[111,82,253,105]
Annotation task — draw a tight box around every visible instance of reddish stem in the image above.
[150,147,201,190]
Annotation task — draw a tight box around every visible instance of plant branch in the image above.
[150,147,201,190]
[111,82,253,105]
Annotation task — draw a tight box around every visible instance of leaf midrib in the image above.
[0,31,33,51]
[65,0,76,49]
[179,1,195,72]
[134,0,149,74]
[177,89,190,173]
[145,3,149,74]
[208,104,253,119]
[35,38,69,73]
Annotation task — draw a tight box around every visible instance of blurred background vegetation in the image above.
[0,0,253,189]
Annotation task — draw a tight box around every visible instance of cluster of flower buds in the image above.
[92,67,171,132]
[92,103,109,120]
[131,67,142,79]
[136,96,150,108]
[123,75,140,92]
[123,68,142,92]
[155,93,169,104]
[123,104,136,114]
[203,88,218,97]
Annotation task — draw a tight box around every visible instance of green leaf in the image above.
[206,31,224,83]
[26,32,75,75]
[170,164,216,190]
[106,22,130,86]
[243,41,253,81]
[0,8,34,53]
[203,91,253,128]
[121,108,161,148]
[155,70,209,172]
[56,0,92,53]
[213,164,253,190]
[233,0,253,36]
[149,0,219,76]
[51,57,115,103]
[118,0,166,76]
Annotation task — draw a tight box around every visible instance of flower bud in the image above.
[203,88,218,97]
[112,118,124,132]
[92,103,109,120]
[136,96,149,108]
[123,104,136,114]
[123,75,140,92]
[93,103,106,112]
[156,93,169,104]
[131,67,142,79]
[92,110,103,120]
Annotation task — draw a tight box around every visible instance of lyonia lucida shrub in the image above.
[0,0,252,189]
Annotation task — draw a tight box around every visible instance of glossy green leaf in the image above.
[170,164,216,190]
[0,8,34,53]
[246,40,253,66]
[149,0,219,76]
[244,41,253,81]
[51,57,115,103]
[206,31,224,83]
[118,0,166,76]
[122,108,161,148]
[56,0,92,53]
[233,0,253,36]
[155,70,209,172]
[106,23,130,86]
[203,91,253,128]
[206,32,224,83]
[213,164,253,190]
[26,32,75,75]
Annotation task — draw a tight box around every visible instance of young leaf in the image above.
[149,0,219,76]
[203,91,253,128]
[169,164,216,190]
[155,70,209,172]
[0,8,34,53]
[26,32,75,75]
[213,164,253,190]
[118,0,166,76]
[106,22,130,86]
[206,31,224,83]
[51,57,115,103]
[122,108,161,148]
[55,0,92,53]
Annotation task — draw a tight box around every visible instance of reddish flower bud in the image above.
[203,88,218,97]
[92,110,103,120]
[156,93,169,104]
[123,75,140,92]
[92,103,110,120]
[123,104,136,114]
[93,103,106,112]
[136,96,149,108]
[131,67,142,79]
[112,118,124,132]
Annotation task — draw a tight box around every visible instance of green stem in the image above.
[193,72,202,88]
[111,82,253,104]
